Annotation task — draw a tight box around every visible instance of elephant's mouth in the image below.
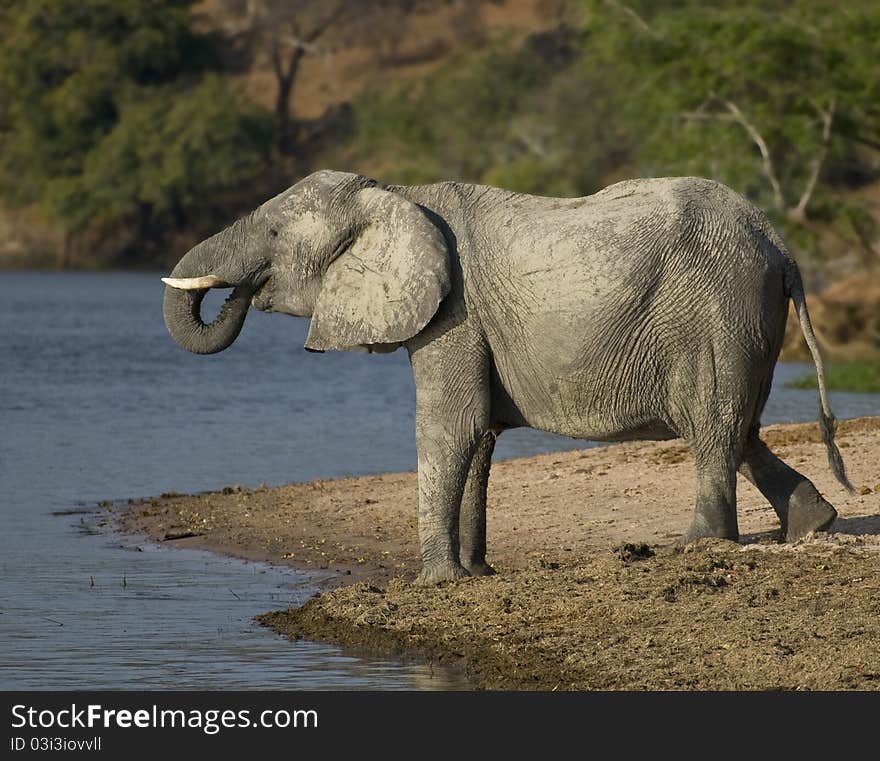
[250,280,273,311]
[162,272,273,309]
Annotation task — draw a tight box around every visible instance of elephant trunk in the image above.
[162,223,266,355]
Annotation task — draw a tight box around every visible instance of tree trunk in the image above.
[272,44,305,155]
[58,231,72,269]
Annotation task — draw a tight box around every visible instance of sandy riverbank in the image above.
[118,416,880,689]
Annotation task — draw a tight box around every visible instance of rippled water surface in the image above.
[1,272,877,689]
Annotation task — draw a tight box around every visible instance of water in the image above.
[1,272,877,689]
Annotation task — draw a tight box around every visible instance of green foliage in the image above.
[340,0,880,266]
[787,360,880,393]
[1,0,878,269]
[50,77,272,230]
[580,2,879,201]
[352,41,565,186]
[350,30,613,195]
[0,0,271,243]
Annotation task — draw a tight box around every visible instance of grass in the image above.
[786,360,880,393]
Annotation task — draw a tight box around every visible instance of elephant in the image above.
[162,170,852,584]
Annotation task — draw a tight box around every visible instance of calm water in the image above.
[1,271,877,689]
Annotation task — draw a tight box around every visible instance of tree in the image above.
[52,76,271,235]
[241,0,356,155]
[337,0,878,273]
[349,25,582,190]
[579,0,880,265]
[0,0,272,263]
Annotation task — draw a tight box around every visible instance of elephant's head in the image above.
[162,170,451,354]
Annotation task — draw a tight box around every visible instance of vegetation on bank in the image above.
[787,360,880,394]
[347,0,880,275]
[0,0,273,263]
[0,0,878,274]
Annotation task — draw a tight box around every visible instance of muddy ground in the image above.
[117,416,880,690]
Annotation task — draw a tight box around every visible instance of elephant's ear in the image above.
[304,187,451,352]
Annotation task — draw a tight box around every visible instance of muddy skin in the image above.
[162,172,853,584]
[118,416,880,690]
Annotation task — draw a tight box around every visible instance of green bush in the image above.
[348,34,601,192]
[337,0,880,269]
[51,76,272,230]
[0,0,272,250]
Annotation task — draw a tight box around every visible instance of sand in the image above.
[116,416,880,689]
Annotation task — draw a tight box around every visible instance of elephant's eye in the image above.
[269,228,279,238]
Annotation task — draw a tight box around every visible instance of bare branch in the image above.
[283,45,305,85]
[253,0,367,155]
[602,0,656,36]
[269,36,284,80]
[791,97,836,222]
[682,111,735,123]
[723,100,786,212]
[270,33,303,85]
[513,125,549,158]
[304,1,348,43]
[683,100,786,211]
[276,33,323,55]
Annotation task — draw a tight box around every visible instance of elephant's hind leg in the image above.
[739,435,837,541]
[683,442,741,542]
[459,429,498,576]
[675,366,751,543]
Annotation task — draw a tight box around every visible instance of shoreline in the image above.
[117,416,880,689]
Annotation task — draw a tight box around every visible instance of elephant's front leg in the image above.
[459,430,497,576]
[413,425,477,585]
[410,330,490,585]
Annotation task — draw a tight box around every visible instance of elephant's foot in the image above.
[462,560,496,577]
[415,560,470,586]
[680,515,739,545]
[785,486,837,542]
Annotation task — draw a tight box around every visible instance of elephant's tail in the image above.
[784,261,854,492]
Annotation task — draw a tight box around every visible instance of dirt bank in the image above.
[118,416,880,689]
[781,273,880,361]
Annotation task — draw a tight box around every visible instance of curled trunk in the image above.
[163,282,257,355]
[162,223,265,355]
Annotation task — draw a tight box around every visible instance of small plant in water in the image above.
[787,360,880,394]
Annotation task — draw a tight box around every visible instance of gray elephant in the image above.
[162,170,852,584]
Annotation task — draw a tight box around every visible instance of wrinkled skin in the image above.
[164,171,851,584]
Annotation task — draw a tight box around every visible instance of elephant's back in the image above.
[471,176,788,351]
[494,176,785,303]
[490,177,732,275]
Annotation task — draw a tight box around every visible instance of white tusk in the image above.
[161,275,230,290]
